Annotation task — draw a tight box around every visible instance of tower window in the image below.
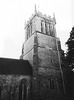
[45,22,50,35]
[30,22,32,35]
[29,22,32,36]
[41,21,43,33]
[41,21,46,33]
[41,20,51,35]
[50,24,54,36]
[26,22,32,40]
[26,26,30,39]
[28,26,30,37]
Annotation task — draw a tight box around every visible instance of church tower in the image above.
[21,7,65,100]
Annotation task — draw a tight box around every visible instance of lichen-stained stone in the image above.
[23,49,33,66]
[37,32,57,50]
[21,10,65,100]
[38,47,52,67]
[35,16,41,32]
[0,75,31,100]
[38,67,58,77]
[24,34,34,55]
[38,75,60,100]
[38,47,59,69]
[51,50,60,69]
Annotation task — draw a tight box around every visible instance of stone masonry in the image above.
[21,8,66,100]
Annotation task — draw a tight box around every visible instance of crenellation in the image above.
[25,14,36,29]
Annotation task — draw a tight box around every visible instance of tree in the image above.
[66,27,74,71]
[65,27,74,100]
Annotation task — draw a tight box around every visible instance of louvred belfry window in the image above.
[41,21,46,33]
[41,21,44,33]
[26,22,33,40]
[45,22,50,35]
[26,27,28,39]
[30,22,32,35]
[41,20,51,35]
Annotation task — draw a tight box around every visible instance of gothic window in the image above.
[45,22,50,35]
[50,24,54,36]
[46,24,48,34]
[19,79,27,100]
[26,27,28,39]
[41,21,43,33]
[26,22,33,40]
[27,26,30,39]
[26,26,30,39]
[50,79,55,89]
[41,21,45,33]
[32,22,35,34]
[30,22,32,35]
[43,21,45,33]
[28,26,30,37]
[45,22,47,34]
[29,25,31,37]
[29,23,32,37]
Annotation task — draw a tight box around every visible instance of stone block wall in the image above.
[0,75,31,100]
[21,11,65,100]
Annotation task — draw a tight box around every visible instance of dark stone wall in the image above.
[31,74,65,100]
[0,75,31,100]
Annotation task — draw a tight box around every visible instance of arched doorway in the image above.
[19,79,28,100]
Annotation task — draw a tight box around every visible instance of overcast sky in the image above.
[0,0,73,59]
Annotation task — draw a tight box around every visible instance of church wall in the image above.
[37,72,65,100]
[35,16,41,32]
[0,75,31,100]
[38,67,59,76]
[38,47,59,69]
[37,32,57,50]
[25,16,36,41]
[22,11,66,100]
[22,31,65,100]
[23,33,34,55]
[23,49,34,66]
[37,32,60,69]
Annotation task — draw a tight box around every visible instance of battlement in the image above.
[24,9,56,42]
[25,10,56,29]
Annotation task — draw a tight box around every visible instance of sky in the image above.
[0,0,73,59]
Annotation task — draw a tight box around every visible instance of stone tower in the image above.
[21,7,65,100]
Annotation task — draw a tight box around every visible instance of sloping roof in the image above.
[0,58,32,75]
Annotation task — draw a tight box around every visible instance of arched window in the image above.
[30,22,32,35]
[41,21,43,33]
[26,22,33,40]
[45,22,50,35]
[26,27,28,39]
[50,79,55,89]
[41,20,45,33]
[19,79,27,100]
